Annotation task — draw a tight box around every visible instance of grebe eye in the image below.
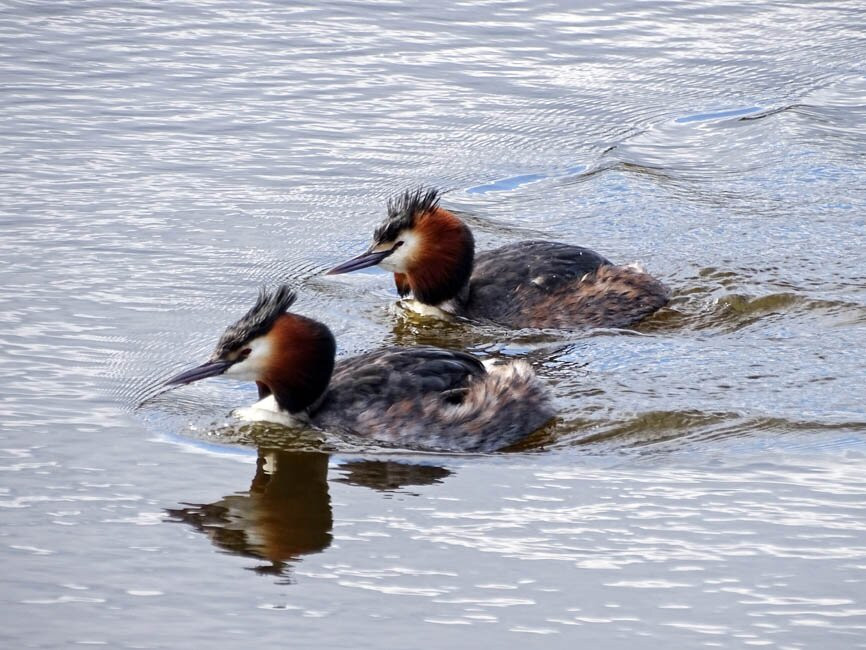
[394,241,404,249]
[238,348,252,360]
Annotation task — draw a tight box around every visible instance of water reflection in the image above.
[336,458,452,493]
[167,451,332,581]
[167,449,452,581]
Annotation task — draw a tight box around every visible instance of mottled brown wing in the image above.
[468,240,611,324]
[318,346,486,423]
[518,264,671,329]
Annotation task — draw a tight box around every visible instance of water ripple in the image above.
[2,0,866,647]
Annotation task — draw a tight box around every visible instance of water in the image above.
[2,1,866,647]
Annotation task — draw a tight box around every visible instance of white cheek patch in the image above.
[378,230,419,273]
[224,336,272,381]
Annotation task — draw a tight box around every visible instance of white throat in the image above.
[399,298,459,320]
[234,395,309,427]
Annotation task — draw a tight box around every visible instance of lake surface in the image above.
[2,1,866,647]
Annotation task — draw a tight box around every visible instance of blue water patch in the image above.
[467,165,591,194]
[467,173,547,194]
[675,106,762,123]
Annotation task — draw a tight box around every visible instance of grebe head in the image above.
[164,285,336,413]
[327,187,475,305]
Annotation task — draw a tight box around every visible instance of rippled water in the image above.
[2,1,866,647]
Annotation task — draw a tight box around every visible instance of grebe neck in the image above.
[404,207,474,306]
[261,314,336,414]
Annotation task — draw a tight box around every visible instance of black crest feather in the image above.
[214,285,297,357]
[373,187,441,244]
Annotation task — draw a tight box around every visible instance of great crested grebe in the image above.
[327,188,670,329]
[163,286,553,453]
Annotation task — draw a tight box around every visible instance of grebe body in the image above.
[328,188,670,329]
[164,286,553,453]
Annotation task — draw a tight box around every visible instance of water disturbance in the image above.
[2,1,865,647]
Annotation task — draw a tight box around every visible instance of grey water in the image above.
[2,1,866,647]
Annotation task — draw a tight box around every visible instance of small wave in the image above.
[544,410,866,453]
[639,267,866,334]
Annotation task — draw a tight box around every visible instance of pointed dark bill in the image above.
[163,359,232,386]
[326,248,394,275]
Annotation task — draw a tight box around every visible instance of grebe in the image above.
[327,188,670,329]
[163,286,553,453]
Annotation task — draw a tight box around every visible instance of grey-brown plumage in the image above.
[466,241,670,329]
[312,346,553,453]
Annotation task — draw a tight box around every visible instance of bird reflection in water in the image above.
[166,451,332,582]
[335,459,451,493]
[166,449,452,582]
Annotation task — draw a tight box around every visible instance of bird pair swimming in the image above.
[164,188,670,452]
